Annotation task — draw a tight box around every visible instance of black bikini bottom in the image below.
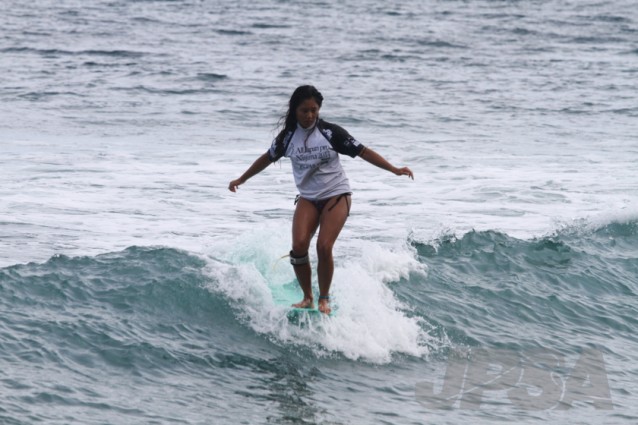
[295,192,352,216]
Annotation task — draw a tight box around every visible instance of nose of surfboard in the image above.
[286,307,324,325]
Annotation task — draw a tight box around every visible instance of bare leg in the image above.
[291,198,320,308]
[316,195,350,314]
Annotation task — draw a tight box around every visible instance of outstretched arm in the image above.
[228,152,272,192]
[359,148,414,179]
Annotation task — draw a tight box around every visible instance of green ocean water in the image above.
[1,219,636,424]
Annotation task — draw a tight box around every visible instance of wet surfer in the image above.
[228,85,413,314]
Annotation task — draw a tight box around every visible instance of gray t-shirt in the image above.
[268,119,365,200]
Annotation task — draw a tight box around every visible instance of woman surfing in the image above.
[228,85,413,314]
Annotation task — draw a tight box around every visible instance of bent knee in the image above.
[292,239,312,256]
[316,239,334,259]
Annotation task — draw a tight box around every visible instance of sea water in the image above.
[1,0,637,423]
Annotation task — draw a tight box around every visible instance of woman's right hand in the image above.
[228,152,272,193]
[228,178,244,192]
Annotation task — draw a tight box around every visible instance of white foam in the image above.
[3,127,637,269]
[204,227,436,364]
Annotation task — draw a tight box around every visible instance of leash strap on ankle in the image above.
[289,250,309,266]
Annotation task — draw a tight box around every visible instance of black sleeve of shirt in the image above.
[267,130,293,162]
[320,121,366,158]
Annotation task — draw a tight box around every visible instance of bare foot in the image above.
[292,298,314,309]
[318,297,331,315]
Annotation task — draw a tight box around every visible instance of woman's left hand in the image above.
[359,148,414,180]
[394,166,414,180]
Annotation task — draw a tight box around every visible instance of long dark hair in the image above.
[274,85,324,147]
